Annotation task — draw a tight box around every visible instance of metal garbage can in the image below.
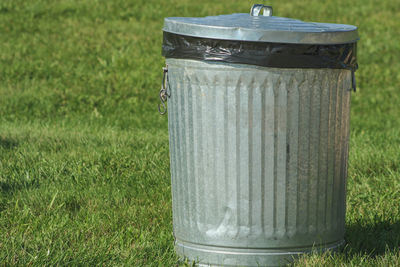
[159,4,359,266]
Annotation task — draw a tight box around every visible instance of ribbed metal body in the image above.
[166,58,352,266]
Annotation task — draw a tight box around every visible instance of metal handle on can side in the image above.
[158,65,170,115]
[250,4,273,16]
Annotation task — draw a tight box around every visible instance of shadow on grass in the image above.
[0,136,19,150]
[0,180,40,213]
[345,220,400,256]
[0,180,30,195]
[0,178,40,196]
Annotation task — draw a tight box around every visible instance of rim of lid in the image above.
[163,5,359,45]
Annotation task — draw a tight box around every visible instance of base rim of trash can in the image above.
[175,238,345,266]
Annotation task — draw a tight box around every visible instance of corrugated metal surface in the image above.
[166,58,352,266]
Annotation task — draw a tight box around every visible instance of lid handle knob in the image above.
[250,4,273,16]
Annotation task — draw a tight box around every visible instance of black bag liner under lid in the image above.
[162,32,357,71]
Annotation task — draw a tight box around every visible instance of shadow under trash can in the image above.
[158,4,359,266]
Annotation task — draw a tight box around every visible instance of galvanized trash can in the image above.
[159,4,358,266]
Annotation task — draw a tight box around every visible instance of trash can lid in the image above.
[163,4,359,45]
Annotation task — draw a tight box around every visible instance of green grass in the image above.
[0,0,399,266]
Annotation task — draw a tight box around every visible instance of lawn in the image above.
[0,0,399,266]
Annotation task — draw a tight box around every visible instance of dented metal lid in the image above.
[163,4,359,44]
